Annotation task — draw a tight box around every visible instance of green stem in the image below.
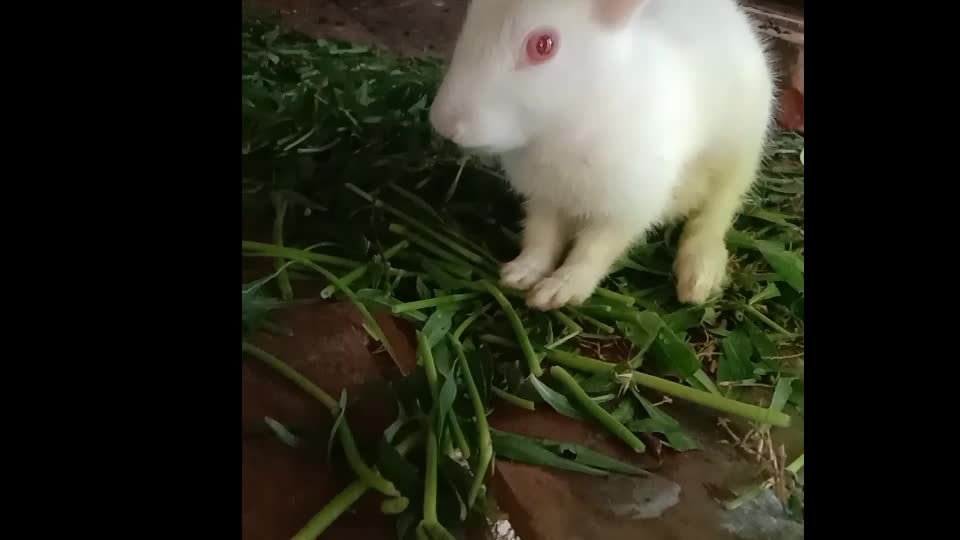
[386,182,443,221]
[418,331,440,397]
[392,293,481,314]
[418,331,471,459]
[289,259,400,366]
[448,414,472,460]
[241,240,361,269]
[481,280,542,377]
[553,311,583,333]
[453,302,493,341]
[386,183,498,266]
[549,366,646,453]
[346,183,491,268]
[271,196,294,301]
[741,303,796,337]
[423,427,440,522]
[491,387,536,411]
[291,431,422,540]
[320,240,409,299]
[595,287,635,307]
[544,331,580,350]
[388,223,474,270]
[479,334,518,348]
[241,342,400,497]
[544,349,791,428]
[291,479,367,540]
[242,341,338,410]
[566,307,615,333]
[449,336,493,508]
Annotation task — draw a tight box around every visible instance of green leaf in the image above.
[755,241,804,293]
[431,339,453,378]
[628,391,701,451]
[467,347,493,409]
[744,318,779,360]
[664,307,704,333]
[435,372,458,433]
[649,324,700,379]
[748,282,782,305]
[527,374,584,420]
[493,428,650,476]
[770,377,796,413]
[416,276,431,300]
[355,289,427,322]
[718,330,755,382]
[580,371,616,394]
[788,380,804,415]
[377,437,423,498]
[326,390,348,461]
[610,398,637,424]
[552,442,649,476]
[422,304,456,348]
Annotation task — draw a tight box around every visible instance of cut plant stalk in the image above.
[291,431,422,540]
[388,223,477,272]
[241,240,362,269]
[320,240,409,298]
[595,287,636,307]
[481,280,542,377]
[452,302,493,341]
[261,254,401,365]
[346,183,493,270]
[241,341,400,497]
[545,349,791,428]
[449,335,493,508]
[491,386,536,411]
[392,293,481,314]
[549,366,646,453]
[386,181,499,266]
[417,331,471,459]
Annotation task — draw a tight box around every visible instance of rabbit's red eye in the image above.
[524,30,559,64]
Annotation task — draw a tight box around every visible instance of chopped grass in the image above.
[241,17,805,536]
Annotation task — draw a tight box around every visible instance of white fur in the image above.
[430,0,775,309]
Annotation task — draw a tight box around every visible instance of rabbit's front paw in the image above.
[674,240,729,304]
[526,266,596,311]
[501,256,554,291]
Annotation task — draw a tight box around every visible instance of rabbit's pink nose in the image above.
[429,105,463,141]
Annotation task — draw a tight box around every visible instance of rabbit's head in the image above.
[429,0,648,154]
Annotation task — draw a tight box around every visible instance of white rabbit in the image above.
[429,0,775,310]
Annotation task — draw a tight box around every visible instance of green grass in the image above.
[241,18,805,538]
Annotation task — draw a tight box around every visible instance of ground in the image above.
[241,4,805,540]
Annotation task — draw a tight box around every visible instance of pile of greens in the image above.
[241,18,805,539]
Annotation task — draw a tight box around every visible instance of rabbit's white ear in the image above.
[593,0,647,29]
